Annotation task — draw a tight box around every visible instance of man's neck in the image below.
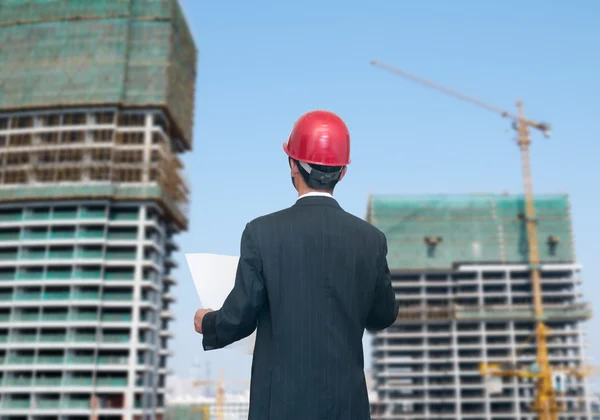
[297,189,334,200]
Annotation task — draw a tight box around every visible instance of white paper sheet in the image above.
[185,253,256,355]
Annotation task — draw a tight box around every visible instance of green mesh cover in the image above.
[366,194,575,270]
[166,405,210,420]
[0,0,196,147]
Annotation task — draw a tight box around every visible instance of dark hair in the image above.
[293,159,344,192]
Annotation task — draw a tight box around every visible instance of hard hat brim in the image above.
[283,141,351,166]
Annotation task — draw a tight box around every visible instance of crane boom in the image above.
[369,60,551,135]
[371,59,557,419]
[370,60,512,118]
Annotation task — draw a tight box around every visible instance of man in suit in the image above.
[194,110,399,419]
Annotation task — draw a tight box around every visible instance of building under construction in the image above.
[166,391,250,420]
[0,1,196,419]
[367,194,594,419]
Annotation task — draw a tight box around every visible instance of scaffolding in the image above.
[0,0,197,148]
[0,109,190,229]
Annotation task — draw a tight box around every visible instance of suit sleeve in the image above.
[201,223,266,350]
[365,233,399,331]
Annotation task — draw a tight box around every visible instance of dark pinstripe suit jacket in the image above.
[202,195,399,419]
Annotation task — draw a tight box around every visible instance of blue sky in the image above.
[169,0,600,386]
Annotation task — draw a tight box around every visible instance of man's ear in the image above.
[290,159,301,176]
[338,166,347,182]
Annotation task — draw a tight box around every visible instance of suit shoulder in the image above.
[245,206,386,242]
[245,207,293,229]
[342,210,387,241]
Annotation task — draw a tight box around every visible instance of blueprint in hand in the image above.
[185,253,255,355]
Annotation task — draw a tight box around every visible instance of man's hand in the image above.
[194,308,213,334]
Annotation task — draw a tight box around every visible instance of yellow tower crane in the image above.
[192,369,250,420]
[369,60,579,420]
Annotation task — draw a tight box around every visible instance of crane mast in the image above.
[515,100,557,419]
[370,60,557,419]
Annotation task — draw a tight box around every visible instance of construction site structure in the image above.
[166,391,250,420]
[0,1,197,419]
[368,60,594,419]
[366,194,594,419]
[192,369,251,420]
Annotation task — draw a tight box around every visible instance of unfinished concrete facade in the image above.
[0,1,197,419]
[367,195,594,420]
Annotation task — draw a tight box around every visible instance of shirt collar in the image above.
[297,191,334,201]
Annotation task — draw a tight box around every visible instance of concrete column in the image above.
[143,113,153,184]
[124,204,145,419]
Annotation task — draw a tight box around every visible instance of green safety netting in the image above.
[367,194,575,270]
[0,0,196,146]
[0,183,187,227]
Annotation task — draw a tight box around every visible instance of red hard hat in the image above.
[283,110,351,166]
